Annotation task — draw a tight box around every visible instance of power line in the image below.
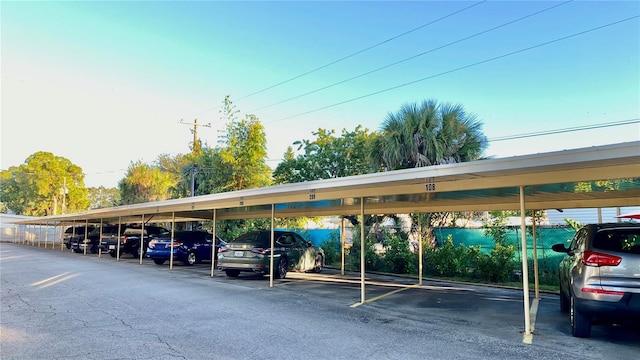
[270,14,639,123]
[488,118,640,142]
[251,0,573,113]
[189,1,487,117]
[5,119,636,179]
[236,0,487,102]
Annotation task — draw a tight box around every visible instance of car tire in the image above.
[570,294,591,338]
[65,243,71,249]
[225,270,240,277]
[185,251,196,266]
[313,254,323,273]
[109,250,117,258]
[73,248,82,253]
[90,245,99,254]
[153,259,166,265]
[559,287,570,313]
[275,257,287,279]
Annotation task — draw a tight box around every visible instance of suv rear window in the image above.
[232,231,271,247]
[593,228,640,254]
[65,225,95,235]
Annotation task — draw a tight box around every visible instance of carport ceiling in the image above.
[21,141,640,225]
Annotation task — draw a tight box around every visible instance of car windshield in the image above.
[593,228,640,254]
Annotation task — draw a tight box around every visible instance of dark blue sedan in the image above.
[146,230,225,266]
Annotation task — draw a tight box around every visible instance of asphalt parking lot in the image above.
[1,242,639,360]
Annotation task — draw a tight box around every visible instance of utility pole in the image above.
[179,118,211,155]
[179,119,211,231]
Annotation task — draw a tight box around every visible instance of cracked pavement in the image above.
[1,242,638,360]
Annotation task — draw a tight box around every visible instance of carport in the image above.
[14,141,640,339]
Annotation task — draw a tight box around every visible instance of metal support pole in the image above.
[139,215,145,264]
[210,210,217,277]
[98,219,103,258]
[170,212,175,270]
[117,218,122,261]
[341,217,345,276]
[269,204,275,288]
[83,220,89,255]
[519,186,532,335]
[360,197,365,304]
[70,221,76,252]
[532,212,540,299]
[418,214,423,285]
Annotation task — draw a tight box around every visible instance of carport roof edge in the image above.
[15,141,640,225]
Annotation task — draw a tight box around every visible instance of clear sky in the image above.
[2,0,639,188]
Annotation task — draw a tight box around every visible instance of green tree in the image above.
[158,152,199,198]
[272,147,299,184]
[87,186,121,209]
[273,126,377,184]
[118,160,175,204]
[219,114,271,191]
[370,99,487,170]
[174,146,230,197]
[371,99,488,245]
[0,151,89,215]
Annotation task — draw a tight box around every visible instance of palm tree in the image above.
[370,99,487,170]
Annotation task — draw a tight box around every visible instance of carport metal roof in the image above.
[20,141,640,226]
[14,140,640,340]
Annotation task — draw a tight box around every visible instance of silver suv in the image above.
[552,223,640,337]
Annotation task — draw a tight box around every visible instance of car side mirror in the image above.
[551,243,569,253]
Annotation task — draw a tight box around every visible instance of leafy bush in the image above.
[423,235,472,277]
[320,231,342,266]
[347,233,385,271]
[471,243,517,282]
[382,233,417,274]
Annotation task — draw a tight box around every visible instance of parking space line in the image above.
[522,298,540,344]
[351,283,421,308]
[30,272,80,289]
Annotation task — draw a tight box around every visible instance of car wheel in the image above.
[153,259,166,265]
[313,254,323,273]
[73,248,82,253]
[225,270,240,277]
[570,294,591,338]
[559,287,570,313]
[275,257,288,279]
[109,250,117,258]
[90,245,99,254]
[65,243,71,249]
[134,247,145,259]
[185,251,197,266]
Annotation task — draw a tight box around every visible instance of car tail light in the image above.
[149,240,158,247]
[170,241,183,247]
[582,251,622,267]
[122,236,128,244]
[219,246,229,253]
[581,287,625,296]
[251,248,271,255]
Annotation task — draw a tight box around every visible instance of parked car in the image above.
[70,225,107,254]
[217,230,324,279]
[99,224,168,258]
[146,230,226,266]
[62,225,96,249]
[552,222,640,338]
